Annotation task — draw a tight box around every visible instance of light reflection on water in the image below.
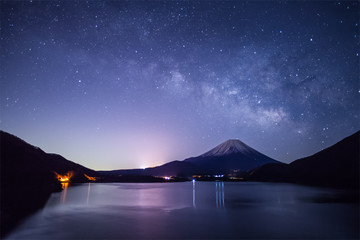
[86,182,90,205]
[7,182,359,239]
[215,182,225,208]
[192,180,196,208]
[59,182,69,204]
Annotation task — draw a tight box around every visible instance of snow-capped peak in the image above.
[200,139,254,157]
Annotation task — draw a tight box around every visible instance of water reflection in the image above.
[60,182,69,204]
[7,182,359,240]
[86,183,91,205]
[215,182,225,208]
[192,180,196,208]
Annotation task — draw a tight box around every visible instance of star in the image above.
[0,1,358,169]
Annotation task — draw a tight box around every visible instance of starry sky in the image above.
[1,1,359,170]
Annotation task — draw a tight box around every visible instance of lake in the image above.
[6,182,359,239]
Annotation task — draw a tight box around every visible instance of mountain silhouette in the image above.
[247,130,360,189]
[184,139,280,174]
[0,131,99,184]
[104,139,280,177]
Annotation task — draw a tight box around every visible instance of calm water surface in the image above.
[7,182,359,239]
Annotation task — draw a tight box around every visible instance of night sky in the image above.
[1,1,359,170]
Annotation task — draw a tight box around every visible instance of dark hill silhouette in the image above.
[247,130,360,189]
[0,131,100,183]
[103,139,280,177]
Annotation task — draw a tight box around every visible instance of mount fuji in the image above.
[103,139,281,177]
[200,139,258,157]
[183,139,280,174]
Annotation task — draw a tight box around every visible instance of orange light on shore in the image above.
[84,174,96,181]
[55,171,73,183]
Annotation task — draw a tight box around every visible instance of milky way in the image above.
[1,1,359,170]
